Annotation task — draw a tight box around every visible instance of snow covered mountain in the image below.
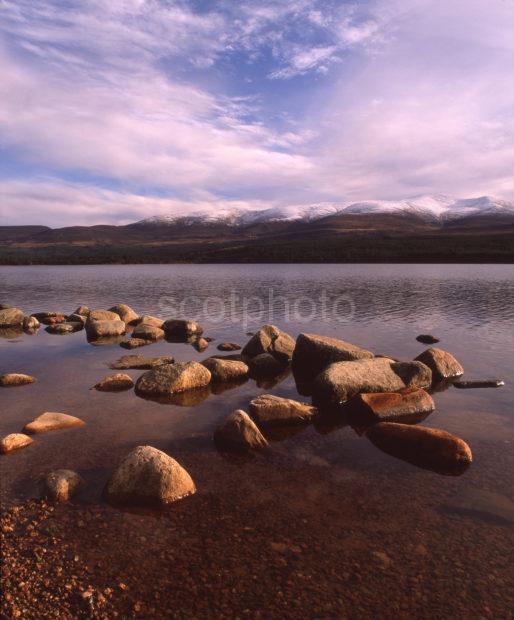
[138,195,514,227]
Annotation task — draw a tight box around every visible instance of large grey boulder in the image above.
[242,325,295,363]
[39,469,85,502]
[201,357,248,382]
[0,373,36,387]
[0,307,24,327]
[366,422,472,475]
[109,304,139,325]
[249,394,317,427]
[135,362,211,397]
[86,319,126,339]
[312,358,432,407]
[214,410,268,452]
[23,412,85,434]
[292,332,374,380]
[414,348,464,383]
[103,445,196,507]
[0,433,33,454]
[347,387,435,426]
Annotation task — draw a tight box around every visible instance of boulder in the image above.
[93,373,134,391]
[193,337,209,352]
[23,315,40,331]
[86,319,126,339]
[163,319,203,339]
[0,433,33,454]
[201,357,249,382]
[109,304,139,325]
[120,338,151,349]
[74,305,90,316]
[0,303,12,309]
[131,323,164,342]
[248,353,285,379]
[136,315,164,328]
[217,342,241,352]
[45,322,83,334]
[31,312,66,325]
[66,313,87,325]
[292,332,374,380]
[416,334,440,344]
[312,358,432,408]
[414,348,464,383]
[23,412,85,434]
[347,387,435,426]
[249,394,317,427]
[242,324,295,363]
[39,469,85,502]
[214,410,268,452]
[103,445,196,507]
[453,379,504,389]
[366,422,472,476]
[0,307,24,327]
[0,373,36,387]
[135,362,211,397]
[88,309,121,322]
[110,354,174,370]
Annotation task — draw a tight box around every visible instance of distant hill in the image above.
[1,195,514,263]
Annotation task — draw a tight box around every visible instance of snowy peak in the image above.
[137,195,514,227]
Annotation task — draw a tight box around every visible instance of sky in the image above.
[1,0,514,226]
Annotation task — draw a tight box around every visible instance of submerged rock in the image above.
[416,334,440,344]
[22,315,40,331]
[347,387,435,426]
[39,469,85,503]
[120,337,151,349]
[366,422,472,475]
[217,342,241,352]
[214,409,268,452]
[0,433,33,454]
[103,445,196,507]
[0,307,24,327]
[201,357,248,382]
[109,303,139,325]
[163,319,203,339]
[135,362,211,397]
[45,321,83,334]
[31,312,66,325]
[110,354,174,370]
[0,373,36,387]
[453,379,504,389]
[93,373,134,391]
[23,412,85,434]
[249,394,317,427]
[242,324,295,363]
[86,319,126,339]
[414,348,464,383]
[292,332,374,381]
[248,353,285,379]
[312,358,432,408]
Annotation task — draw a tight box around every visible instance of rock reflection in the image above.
[135,385,212,407]
[210,378,248,395]
[0,327,23,339]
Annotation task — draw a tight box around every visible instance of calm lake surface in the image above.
[1,264,513,618]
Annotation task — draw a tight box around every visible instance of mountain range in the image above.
[1,195,513,264]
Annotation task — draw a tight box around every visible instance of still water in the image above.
[1,264,513,617]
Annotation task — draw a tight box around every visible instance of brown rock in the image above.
[88,309,121,322]
[347,387,435,426]
[312,358,432,408]
[0,373,36,387]
[136,315,164,328]
[39,469,85,502]
[135,362,211,396]
[163,319,203,339]
[214,410,268,452]
[131,323,164,342]
[242,324,295,363]
[120,337,151,349]
[85,319,126,339]
[45,322,83,334]
[110,354,174,370]
[416,334,440,344]
[109,304,139,325]
[93,373,134,391]
[366,422,472,475]
[66,313,87,325]
[0,307,25,327]
[193,337,209,352]
[453,379,504,389]
[23,412,85,434]
[22,315,40,331]
[0,433,33,454]
[249,394,317,427]
[217,342,241,351]
[103,445,196,507]
[74,305,90,316]
[31,312,67,325]
[292,332,374,380]
[201,357,248,382]
[415,348,464,383]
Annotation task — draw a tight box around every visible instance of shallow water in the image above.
[1,264,513,617]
